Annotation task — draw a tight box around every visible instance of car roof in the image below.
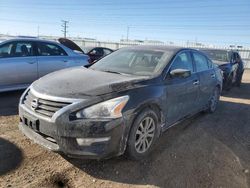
[2,38,59,44]
[123,45,194,53]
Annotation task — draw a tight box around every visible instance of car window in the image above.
[201,49,229,62]
[13,42,33,57]
[193,52,209,72]
[170,52,194,73]
[91,48,103,56]
[0,42,14,58]
[207,59,213,68]
[103,49,112,55]
[37,42,67,56]
[232,52,241,62]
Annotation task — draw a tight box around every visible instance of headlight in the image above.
[76,96,129,119]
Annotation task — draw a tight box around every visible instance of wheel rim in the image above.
[135,117,156,153]
[210,89,219,111]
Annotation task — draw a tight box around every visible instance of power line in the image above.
[1,18,250,28]
[61,20,69,38]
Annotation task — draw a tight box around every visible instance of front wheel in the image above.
[126,109,159,160]
[207,87,220,113]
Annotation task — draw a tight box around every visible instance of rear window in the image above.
[201,49,229,62]
[193,52,209,72]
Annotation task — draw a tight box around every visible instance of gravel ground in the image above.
[0,71,250,188]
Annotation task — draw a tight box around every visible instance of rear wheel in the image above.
[207,87,220,113]
[224,74,233,91]
[126,109,159,160]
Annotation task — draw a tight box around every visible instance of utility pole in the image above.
[126,26,130,41]
[61,20,69,38]
[37,26,40,37]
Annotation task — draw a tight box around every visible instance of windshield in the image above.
[201,49,229,62]
[90,48,173,76]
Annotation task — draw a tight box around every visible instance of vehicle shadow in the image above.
[222,70,250,100]
[63,114,208,187]
[222,83,250,100]
[0,90,24,116]
[65,100,250,187]
[0,138,23,176]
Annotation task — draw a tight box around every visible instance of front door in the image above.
[165,51,199,126]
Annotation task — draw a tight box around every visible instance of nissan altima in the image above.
[19,46,222,160]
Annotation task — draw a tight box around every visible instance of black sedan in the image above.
[200,49,243,90]
[82,46,113,63]
[19,46,222,160]
[58,38,113,63]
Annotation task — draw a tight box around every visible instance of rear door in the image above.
[165,51,199,126]
[0,41,38,89]
[192,51,216,109]
[36,41,69,77]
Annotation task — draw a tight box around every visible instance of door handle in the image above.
[27,61,36,64]
[211,74,216,78]
[62,60,68,63]
[193,80,200,85]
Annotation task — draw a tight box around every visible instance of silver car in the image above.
[0,38,89,92]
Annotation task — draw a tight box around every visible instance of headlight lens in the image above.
[76,96,129,119]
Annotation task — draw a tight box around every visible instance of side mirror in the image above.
[170,69,191,78]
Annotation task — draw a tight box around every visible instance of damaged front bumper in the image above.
[18,90,132,159]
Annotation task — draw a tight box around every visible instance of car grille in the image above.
[23,91,72,118]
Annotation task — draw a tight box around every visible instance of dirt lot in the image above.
[0,71,250,188]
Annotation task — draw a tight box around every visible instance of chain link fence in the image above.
[1,35,250,68]
[71,38,250,68]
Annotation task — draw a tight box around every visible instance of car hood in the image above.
[32,67,147,98]
[58,38,85,54]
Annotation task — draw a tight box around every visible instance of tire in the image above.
[236,71,243,87]
[207,87,220,113]
[224,74,233,91]
[126,109,159,160]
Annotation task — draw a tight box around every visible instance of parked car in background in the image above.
[82,46,113,63]
[199,49,243,90]
[58,38,114,63]
[19,46,222,160]
[0,38,89,92]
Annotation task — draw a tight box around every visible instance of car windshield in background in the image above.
[90,48,173,76]
[202,49,229,62]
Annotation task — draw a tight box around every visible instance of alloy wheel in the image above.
[135,117,156,153]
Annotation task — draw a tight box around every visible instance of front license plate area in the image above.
[23,114,40,132]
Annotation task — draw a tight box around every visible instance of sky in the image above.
[0,0,250,47]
